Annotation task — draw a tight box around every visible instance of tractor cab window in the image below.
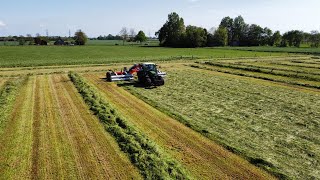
[143,64,157,72]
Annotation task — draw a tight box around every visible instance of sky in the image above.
[0,0,319,37]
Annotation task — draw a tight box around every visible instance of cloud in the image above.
[188,0,200,2]
[0,20,6,27]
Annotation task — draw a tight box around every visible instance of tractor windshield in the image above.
[143,64,157,72]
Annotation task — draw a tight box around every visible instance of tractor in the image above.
[106,63,166,86]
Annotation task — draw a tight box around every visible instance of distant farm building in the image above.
[54,38,66,45]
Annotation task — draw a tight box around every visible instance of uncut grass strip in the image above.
[68,72,191,180]
[0,77,31,179]
[0,78,26,134]
[192,64,320,89]
[204,62,320,82]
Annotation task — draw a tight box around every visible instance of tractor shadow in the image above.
[100,78,157,89]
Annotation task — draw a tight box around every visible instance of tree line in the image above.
[0,30,88,46]
[156,12,320,48]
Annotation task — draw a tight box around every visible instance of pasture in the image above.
[0,45,287,67]
[0,45,318,179]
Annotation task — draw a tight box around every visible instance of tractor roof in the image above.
[142,62,156,65]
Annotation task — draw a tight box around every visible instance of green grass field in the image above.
[122,59,320,179]
[0,46,287,67]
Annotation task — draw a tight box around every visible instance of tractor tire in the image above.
[106,72,112,82]
[154,76,164,86]
[158,77,165,86]
[145,77,152,87]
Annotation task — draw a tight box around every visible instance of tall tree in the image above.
[209,27,228,46]
[262,27,273,46]
[282,30,304,47]
[271,31,282,47]
[129,28,136,42]
[247,24,264,46]
[219,17,233,45]
[310,31,320,48]
[184,25,207,47]
[74,30,88,45]
[233,16,246,45]
[120,27,129,45]
[156,12,186,47]
[135,30,147,43]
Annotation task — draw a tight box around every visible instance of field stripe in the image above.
[0,77,35,179]
[84,73,275,179]
[1,75,141,179]
[50,74,141,179]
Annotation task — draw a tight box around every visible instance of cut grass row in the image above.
[193,63,320,89]
[203,61,320,82]
[85,73,275,179]
[69,72,190,179]
[122,67,320,179]
[269,61,320,69]
[238,62,320,76]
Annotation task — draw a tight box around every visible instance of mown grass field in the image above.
[122,57,320,179]
[0,45,288,67]
[219,46,320,54]
[0,75,142,179]
[0,45,319,179]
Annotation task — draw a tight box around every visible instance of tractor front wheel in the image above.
[106,72,112,82]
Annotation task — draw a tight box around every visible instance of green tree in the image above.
[184,26,207,47]
[262,27,273,46]
[74,30,88,45]
[210,27,228,46]
[135,30,147,43]
[282,30,304,47]
[233,16,246,45]
[310,31,320,48]
[156,12,186,47]
[271,31,282,47]
[219,17,233,45]
[247,24,264,46]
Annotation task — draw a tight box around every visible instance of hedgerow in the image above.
[68,72,190,179]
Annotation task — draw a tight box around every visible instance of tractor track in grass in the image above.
[0,75,141,179]
[84,73,274,179]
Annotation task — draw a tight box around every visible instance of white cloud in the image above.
[0,20,6,27]
[188,0,199,2]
